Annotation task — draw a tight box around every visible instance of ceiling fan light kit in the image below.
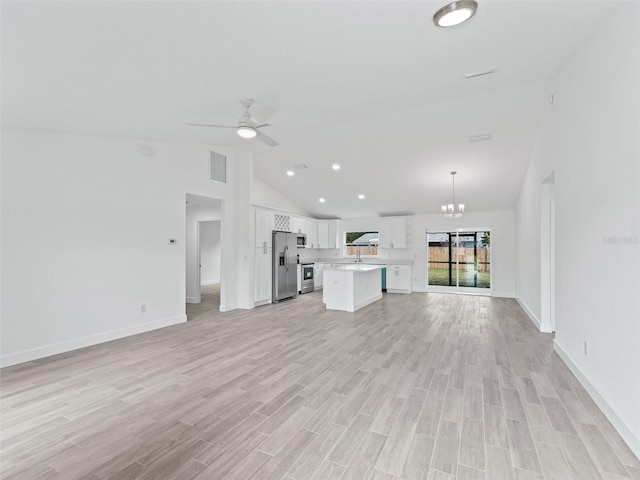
[433,0,478,27]
[236,125,257,139]
[442,171,465,218]
[187,98,278,146]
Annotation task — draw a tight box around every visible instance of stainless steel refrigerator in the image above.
[272,231,298,302]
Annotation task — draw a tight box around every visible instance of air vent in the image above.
[209,151,226,183]
[463,68,497,79]
[469,133,492,142]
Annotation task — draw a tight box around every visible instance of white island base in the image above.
[322,264,385,312]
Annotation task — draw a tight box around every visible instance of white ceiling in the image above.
[1,1,618,218]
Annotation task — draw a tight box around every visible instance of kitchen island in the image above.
[322,264,385,312]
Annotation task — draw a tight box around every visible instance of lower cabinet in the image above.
[386,265,411,293]
[255,247,272,305]
[297,264,302,294]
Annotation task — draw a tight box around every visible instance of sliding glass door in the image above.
[428,230,490,290]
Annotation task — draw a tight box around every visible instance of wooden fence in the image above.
[428,247,490,272]
[345,245,378,256]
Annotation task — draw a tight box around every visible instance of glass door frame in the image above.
[426,228,492,295]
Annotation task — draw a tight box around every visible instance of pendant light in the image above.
[442,171,465,217]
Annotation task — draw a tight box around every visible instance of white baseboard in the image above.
[554,340,640,459]
[0,315,187,368]
[352,293,383,312]
[186,296,198,304]
[492,291,516,298]
[516,297,541,330]
[219,302,239,312]
[201,281,220,286]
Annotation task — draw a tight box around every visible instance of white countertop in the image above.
[323,264,386,272]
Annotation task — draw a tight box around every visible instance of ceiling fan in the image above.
[187,99,278,147]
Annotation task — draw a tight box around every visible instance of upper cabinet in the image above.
[255,209,273,249]
[317,220,340,249]
[379,217,411,249]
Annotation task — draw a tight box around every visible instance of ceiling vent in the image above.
[209,151,227,183]
[463,68,496,79]
[469,133,492,142]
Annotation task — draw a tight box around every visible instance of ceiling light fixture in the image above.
[286,170,295,176]
[319,198,326,203]
[433,0,478,27]
[358,194,365,199]
[332,164,341,170]
[442,171,465,217]
[236,125,257,139]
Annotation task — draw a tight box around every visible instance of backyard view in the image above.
[428,231,490,288]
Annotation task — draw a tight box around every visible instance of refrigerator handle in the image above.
[284,245,288,271]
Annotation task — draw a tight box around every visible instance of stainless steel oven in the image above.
[301,263,314,294]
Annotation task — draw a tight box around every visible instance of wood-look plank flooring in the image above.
[1,291,638,479]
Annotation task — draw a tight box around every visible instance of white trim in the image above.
[0,315,187,368]
[516,297,542,330]
[351,292,383,312]
[554,340,640,458]
[219,302,239,312]
[186,296,198,304]
[491,291,516,298]
[200,281,220,286]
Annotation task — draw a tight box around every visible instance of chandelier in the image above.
[442,171,465,218]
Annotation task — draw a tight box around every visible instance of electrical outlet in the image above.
[584,341,588,355]
[141,304,146,313]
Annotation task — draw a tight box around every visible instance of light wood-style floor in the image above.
[1,291,638,479]
[187,283,221,321]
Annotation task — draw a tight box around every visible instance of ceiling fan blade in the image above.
[252,105,277,124]
[255,131,278,147]
[186,122,236,128]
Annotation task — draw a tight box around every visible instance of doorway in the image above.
[427,230,491,294]
[185,193,223,320]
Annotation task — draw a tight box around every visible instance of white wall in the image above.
[252,175,309,216]
[516,3,640,456]
[200,221,221,285]
[0,129,253,367]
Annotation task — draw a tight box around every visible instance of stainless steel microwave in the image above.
[296,234,307,248]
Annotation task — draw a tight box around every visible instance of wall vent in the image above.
[209,151,227,183]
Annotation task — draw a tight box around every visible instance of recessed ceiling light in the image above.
[358,194,365,199]
[332,164,341,170]
[286,170,295,176]
[433,0,478,27]
[319,198,326,203]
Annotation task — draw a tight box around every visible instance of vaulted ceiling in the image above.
[1,1,618,218]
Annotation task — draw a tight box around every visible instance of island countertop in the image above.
[322,264,384,312]
[323,264,386,272]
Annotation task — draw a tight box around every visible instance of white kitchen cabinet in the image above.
[255,209,273,249]
[306,219,318,248]
[314,263,324,289]
[291,216,305,234]
[379,217,409,249]
[297,264,302,294]
[386,265,411,293]
[317,220,340,249]
[255,245,272,305]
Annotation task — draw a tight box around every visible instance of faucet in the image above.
[356,248,362,263]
